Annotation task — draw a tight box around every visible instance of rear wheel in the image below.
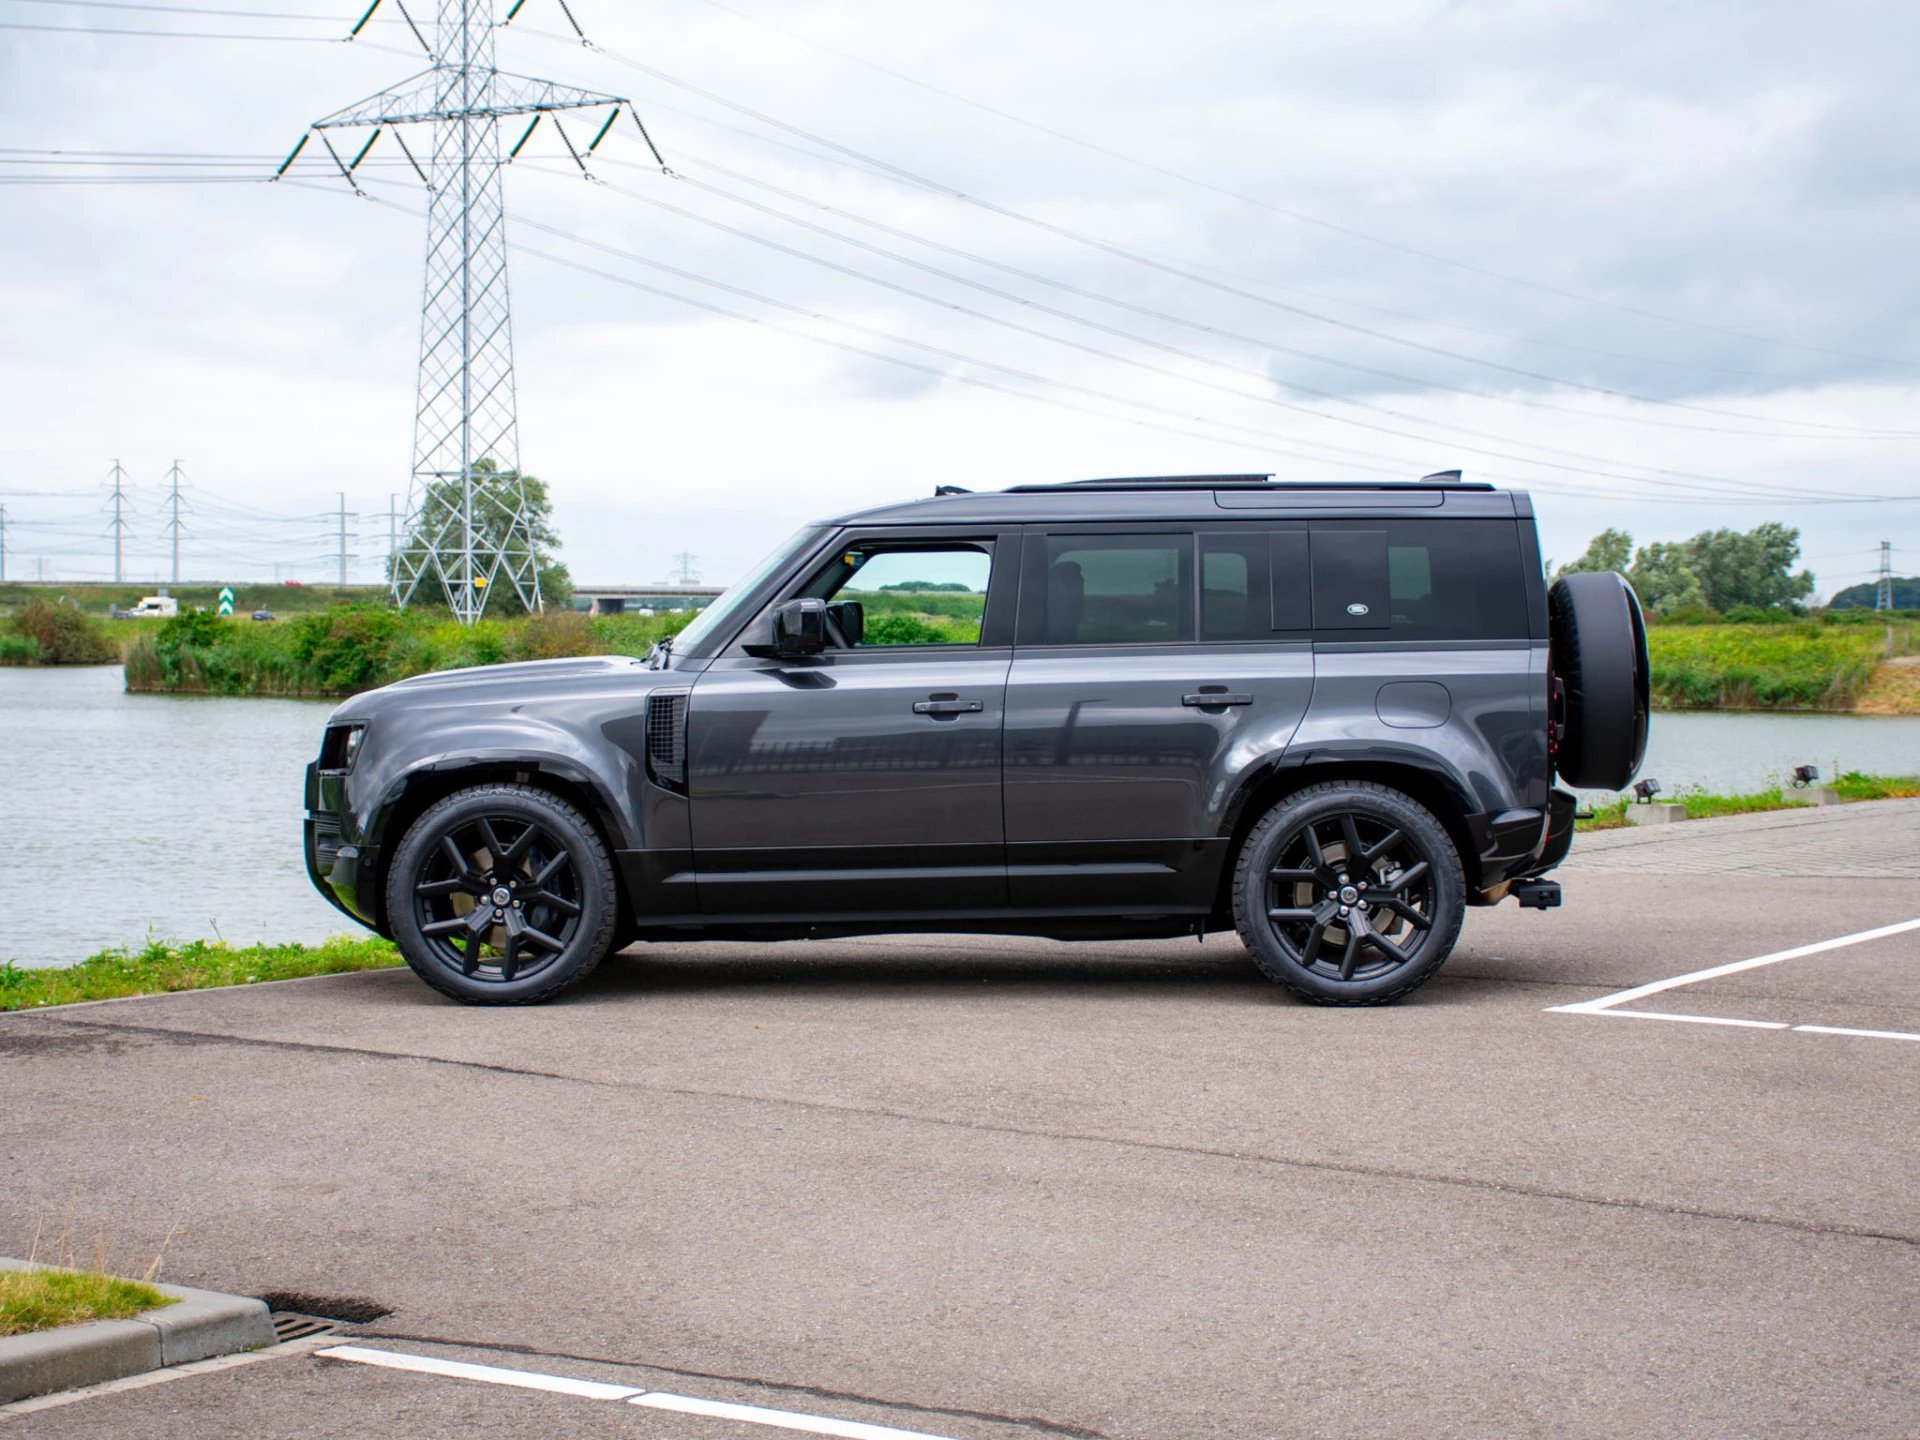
[1233,781,1464,1005]
[385,783,618,1005]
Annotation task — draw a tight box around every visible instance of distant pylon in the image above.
[164,460,187,585]
[107,460,131,584]
[669,550,702,585]
[1875,540,1894,611]
[285,0,667,622]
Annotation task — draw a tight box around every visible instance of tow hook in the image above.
[1512,880,1563,910]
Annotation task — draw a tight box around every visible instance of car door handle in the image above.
[1183,691,1253,707]
[913,698,984,716]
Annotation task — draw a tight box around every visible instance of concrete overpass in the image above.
[572,583,724,617]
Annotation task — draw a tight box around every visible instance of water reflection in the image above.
[3,666,345,967]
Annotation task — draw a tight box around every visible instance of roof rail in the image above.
[1005,472,1493,494]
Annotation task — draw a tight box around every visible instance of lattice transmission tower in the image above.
[284,0,665,621]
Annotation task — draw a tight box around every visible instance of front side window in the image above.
[1034,535,1193,645]
[807,543,992,647]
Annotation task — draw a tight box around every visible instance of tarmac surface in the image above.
[4,799,1918,1438]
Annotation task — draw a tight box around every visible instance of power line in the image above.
[324,179,1916,509]
[562,162,1910,501]
[646,153,1881,439]
[550,56,1916,442]
[0,20,367,39]
[654,3,1920,371]
[509,197,1878,505]
[7,0,391,18]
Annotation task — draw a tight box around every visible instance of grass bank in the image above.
[0,1269,176,1336]
[0,937,400,1010]
[1576,771,1920,830]
[0,581,381,617]
[1644,619,1913,710]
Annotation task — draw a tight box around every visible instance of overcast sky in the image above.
[2,0,1916,598]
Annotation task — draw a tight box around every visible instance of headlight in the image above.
[319,722,367,772]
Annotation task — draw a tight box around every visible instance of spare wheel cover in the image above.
[1549,572,1650,790]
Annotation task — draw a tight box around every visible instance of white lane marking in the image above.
[318,1344,959,1440]
[1793,1023,1920,1042]
[1547,917,1920,1016]
[317,1345,642,1401]
[1584,1009,1790,1031]
[632,1390,959,1440]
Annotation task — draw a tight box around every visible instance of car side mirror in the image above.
[771,598,828,657]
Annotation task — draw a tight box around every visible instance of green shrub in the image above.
[863,613,979,645]
[0,632,37,665]
[288,606,406,693]
[8,598,120,664]
[502,608,598,661]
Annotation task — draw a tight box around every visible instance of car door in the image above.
[1002,526,1316,912]
[684,529,1018,916]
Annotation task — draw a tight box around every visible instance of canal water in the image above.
[4,665,1919,967]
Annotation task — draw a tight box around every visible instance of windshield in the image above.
[668,525,826,659]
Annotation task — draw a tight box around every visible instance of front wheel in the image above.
[1233,782,1464,1006]
[385,783,619,1005]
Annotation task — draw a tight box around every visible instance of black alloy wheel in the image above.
[386,783,618,1005]
[1234,781,1464,1005]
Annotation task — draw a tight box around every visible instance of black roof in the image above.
[827,473,1525,527]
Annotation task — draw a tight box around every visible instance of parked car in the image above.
[305,474,1648,1005]
[251,610,276,622]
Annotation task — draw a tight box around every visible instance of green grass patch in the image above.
[0,1268,176,1336]
[1831,770,1920,801]
[1575,797,1632,831]
[1575,772,1919,831]
[1645,623,1890,710]
[0,937,400,1011]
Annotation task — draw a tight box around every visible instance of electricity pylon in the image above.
[1875,540,1894,611]
[284,0,665,622]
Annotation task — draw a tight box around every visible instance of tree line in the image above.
[1554,523,1818,617]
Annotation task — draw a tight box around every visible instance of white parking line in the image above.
[1546,917,1920,1042]
[317,1344,960,1440]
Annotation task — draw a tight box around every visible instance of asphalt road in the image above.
[4,808,1918,1438]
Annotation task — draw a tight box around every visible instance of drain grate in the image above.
[255,1291,391,1325]
[271,1312,341,1343]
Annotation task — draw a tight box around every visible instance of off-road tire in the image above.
[1233,781,1465,1006]
[386,783,619,1006]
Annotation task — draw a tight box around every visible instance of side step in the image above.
[1512,879,1562,910]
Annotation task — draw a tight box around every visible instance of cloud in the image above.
[0,0,1914,595]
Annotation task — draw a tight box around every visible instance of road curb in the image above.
[0,1259,275,1404]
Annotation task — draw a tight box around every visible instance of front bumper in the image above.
[304,761,378,929]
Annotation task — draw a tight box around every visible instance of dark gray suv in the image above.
[304,475,1649,1006]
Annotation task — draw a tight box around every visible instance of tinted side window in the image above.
[1311,521,1527,640]
[1030,535,1193,645]
[1385,521,1526,639]
[1200,534,1264,641]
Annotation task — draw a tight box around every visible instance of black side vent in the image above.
[647,689,690,790]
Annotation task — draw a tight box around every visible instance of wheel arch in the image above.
[365,756,632,937]
[1213,755,1482,919]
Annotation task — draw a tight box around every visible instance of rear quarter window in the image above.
[1312,521,1527,641]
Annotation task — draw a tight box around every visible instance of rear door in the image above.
[1002,526,1315,912]
[685,529,1018,916]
